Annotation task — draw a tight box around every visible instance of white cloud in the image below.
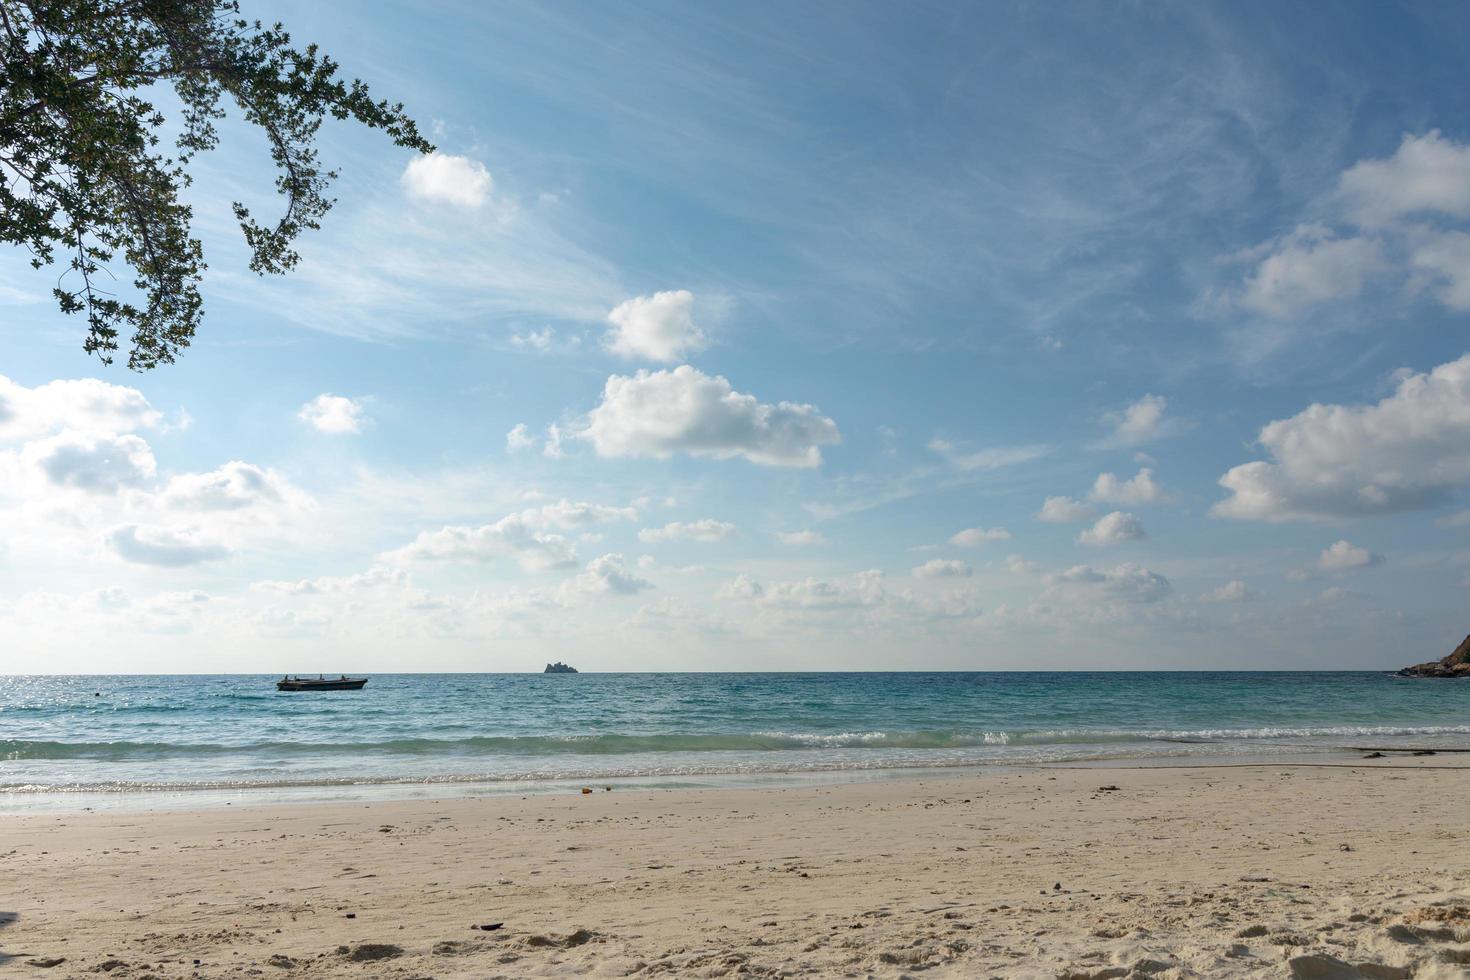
[1090,467,1165,506]
[160,461,288,511]
[6,587,213,637]
[1338,131,1470,227]
[775,530,824,546]
[255,566,409,596]
[131,590,211,633]
[913,558,972,579]
[1204,580,1260,603]
[582,365,840,468]
[381,501,633,572]
[726,570,886,610]
[108,525,231,567]
[525,499,637,529]
[0,377,313,576]
[948,526,1011,547]
[1045,563,1172,604]
[511,326,555,352]
[1077,511,1147,546]
[605,290,709,363]
[628,597,731,634]
[567,553,653,596]
[1221,134,1470,327]
[720,573,764,600]
[928,438,1049,471]
[1005,554,1043,575]
[1036,496,1094,523]
[298,394,367,435]
[1238,226,1382,317]
[1318,539,1384,571]
[542,423,565,459]
[1098,394,1182,447]
[1437,510,1470,528]
[24,431,156,492]
[384,514,577,572]
[473,586,563,624]
[401,152,493,208]
[1214,354,1470,521]
[1408,230,1470,310]
[253,606,330,637]
[0,375,161,441]
[638,519,735,544]
[505,423,535,452]
[631,494,678,511]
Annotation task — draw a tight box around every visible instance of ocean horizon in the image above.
[4,671,1466,804]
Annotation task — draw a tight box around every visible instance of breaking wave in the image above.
[7,724,1470,762]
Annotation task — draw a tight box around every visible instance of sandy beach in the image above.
[4,761,1470,978]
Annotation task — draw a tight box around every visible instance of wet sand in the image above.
[4,762,1470,978]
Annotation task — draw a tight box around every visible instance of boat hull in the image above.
[276,678,368,692]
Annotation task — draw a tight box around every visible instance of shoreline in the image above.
[4,763,1468,977]
[4,746,1464,814]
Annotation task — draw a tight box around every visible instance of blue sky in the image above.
[4,0,1470,671]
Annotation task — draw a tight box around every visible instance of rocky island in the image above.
[544,661,578,674]
[1398,634,1470,677]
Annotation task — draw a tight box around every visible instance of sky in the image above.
[4,0,1470,672]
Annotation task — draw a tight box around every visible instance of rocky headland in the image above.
[1398,633,1470,677]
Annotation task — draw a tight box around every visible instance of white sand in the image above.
[4,762,1470,978]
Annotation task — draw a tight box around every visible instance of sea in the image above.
[1,672,1466,809]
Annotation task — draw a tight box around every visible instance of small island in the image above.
[1398,634,1470,677]
[544,661,579,674]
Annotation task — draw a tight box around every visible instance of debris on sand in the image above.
[1403,905,1470,925]
[344,943,404,961]
[522,928,599,948]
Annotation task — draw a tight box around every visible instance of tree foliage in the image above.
[0,0,433,369]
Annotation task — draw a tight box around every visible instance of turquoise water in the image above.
[1,672,1466,796]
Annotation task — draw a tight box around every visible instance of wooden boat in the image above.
[276,675,368,692]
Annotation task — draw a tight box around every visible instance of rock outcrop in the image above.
[544,661,579,674]
[1398,634,1470,677]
